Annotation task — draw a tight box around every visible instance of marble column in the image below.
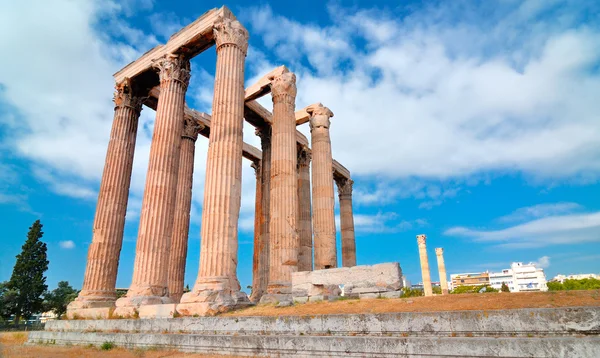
[417,234,433,297]
[435,248,449,295]
[262,70,299,302]
[336,178,356,267]
[167,118,200,303]
[179,18,250,314]
[308,103,336,270]
[297,145,313,272]
[250,126,271,303]
[68,79,143,313]
[115,54,190,313]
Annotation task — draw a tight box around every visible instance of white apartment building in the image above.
[489,262,548,292]
[551,273,599,283]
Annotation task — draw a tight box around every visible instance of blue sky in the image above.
[1,0,599,293]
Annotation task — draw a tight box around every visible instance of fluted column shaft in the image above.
[186,18,249,297]
[417,234,433,297]
[267,71,299,295]
[119,54,190,305]
[337,178,356,267]
[297,146,313,272]
[168,119,199,303]
[435,248,449,295]
[308,104,336,270]
[70,79,142,309]
[250,126,271,302]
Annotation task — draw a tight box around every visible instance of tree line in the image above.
[0,220,77,323]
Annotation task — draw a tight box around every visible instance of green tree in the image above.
[451,285,497,294]
[43,281,78,319]
[432,286,442,294]
[501,283,510,292]
[7,220,49,323]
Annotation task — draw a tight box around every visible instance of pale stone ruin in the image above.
[66,6,365,319]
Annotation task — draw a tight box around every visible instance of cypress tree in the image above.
[8,220,49,322]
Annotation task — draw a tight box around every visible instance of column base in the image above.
[177,277,252,316]
[261,282,293,305]
[113,285,172,318]
[249,289,266,303]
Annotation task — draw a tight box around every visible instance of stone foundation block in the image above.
[381,291,403,299]
[139,304,177,319]
[359,293,380,299]
[112,306,138,319]
[67,307,113,320]
[293,296,309,304]
[309,295,325,302]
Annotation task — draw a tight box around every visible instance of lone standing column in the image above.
[168,118,200,303]
[337,178,356,267]
[68,79,143,315]
[417,234,433,297]
[179,18,250,314]
[262,70,299,303]
[308,103,336,270]
[435,248,449,295]
[297,145,313,272]
[250,126,271,303]
[115,54,190,314]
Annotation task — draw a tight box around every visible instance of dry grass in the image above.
[0,332,247,358]
[223,290,600,317]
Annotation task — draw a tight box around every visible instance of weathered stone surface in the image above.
[359,293,380,299]
[435,247,449,295]
[139,304,178,319]
[168,118,199,303]
[182,18,250,311]
[35,307,600,357]
[417,235,433,297]
[116,54,190,311]
[292,263,403,301]
[292,296,309,304]
[66,307,113,320]
[297,145,313,272]
[336,178,356,267]
[69,79,143,312]
[380,291,403,299]
[264,69,299,302]
[308,103,337,270]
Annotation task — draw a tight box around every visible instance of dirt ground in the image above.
[224,290,600,317]
[0,332,245,358]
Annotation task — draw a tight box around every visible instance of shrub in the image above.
[100,341,115,350]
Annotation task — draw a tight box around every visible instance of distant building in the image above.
[450,272,490,289]
[413,281,441,291]
[489,262,548,292]
[551,273,599,283]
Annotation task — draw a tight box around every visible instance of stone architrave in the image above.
[68,79,143,312]
[308,103,336,270]
[261,70,299,303]
[417,234,433,297]
[250,126,271,303]
[168,118,201,303]
[336,178,356,267]
[178,17,251,315]
[115,54,190,314]
[297,145,313,272]
[435,248,449,295]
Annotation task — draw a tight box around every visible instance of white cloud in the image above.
[59,240,76,249]
[335,212,427,234]
[534,256,550,269]
[247,1,600,182]
[497,202,583,223]
[445,208,600,248]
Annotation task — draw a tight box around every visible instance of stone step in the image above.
[28,330,600,357]
[43,306,600,338]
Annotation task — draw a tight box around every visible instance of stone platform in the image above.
[28,307,600,357]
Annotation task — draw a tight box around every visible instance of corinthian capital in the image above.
[182,117,200,141]
[417,234,427,246]
[336,178,353,197]
[307,103,334,131]
[269,71,297,103]
[113,78,143,111]
[297,145,311,168]
[435,248,444,255]
[251,161,261,178]
[152,54,191,89]
[214,17,249,56]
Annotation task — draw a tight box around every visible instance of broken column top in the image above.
[417,234,427,245]
[435,248,444,255]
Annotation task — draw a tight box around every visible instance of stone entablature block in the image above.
[292,263,404,300]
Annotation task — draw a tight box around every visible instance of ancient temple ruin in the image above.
[67,6,357,318]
